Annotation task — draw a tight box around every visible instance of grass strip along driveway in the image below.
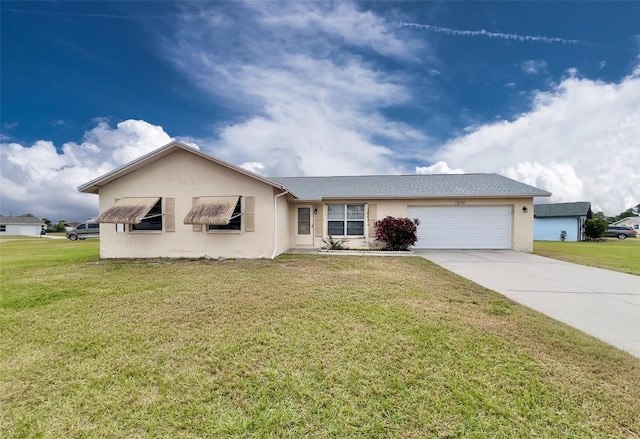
[534,238,640,276]
[1,238,639,438]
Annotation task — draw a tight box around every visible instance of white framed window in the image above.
[327,204,365,236]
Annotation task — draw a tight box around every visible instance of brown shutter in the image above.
[314,204,324,237]
[191,197,202,232]
[164,198,175,232]
[244,196,255,232]
[368,204,377,238]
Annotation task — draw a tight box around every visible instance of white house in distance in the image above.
[611,216,640,231]
[0,214,45,236]
[533,202,592,242]
[78,141,551,259]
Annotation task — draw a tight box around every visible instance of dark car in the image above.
[66,221,100,240]
[604,226,637,240]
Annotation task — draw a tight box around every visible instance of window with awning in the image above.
[183,196,241,226]
[96,197,161,224]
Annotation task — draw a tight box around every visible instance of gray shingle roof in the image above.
[533,202,592,218]
[0,214,44,224]
[270,174,551,200]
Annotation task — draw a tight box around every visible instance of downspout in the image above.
[271,190,290,259]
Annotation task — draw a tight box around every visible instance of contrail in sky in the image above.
[398,22,587,45]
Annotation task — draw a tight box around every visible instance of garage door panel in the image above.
[409,205,512,249]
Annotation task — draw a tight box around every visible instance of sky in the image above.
[1,1,639,222]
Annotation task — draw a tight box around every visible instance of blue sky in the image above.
[1,1,639,221]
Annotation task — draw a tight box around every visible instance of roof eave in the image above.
[78,141,289,194]
[290,193,551,202]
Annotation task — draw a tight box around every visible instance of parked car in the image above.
[604,225,637,240]
[66,220,100,240]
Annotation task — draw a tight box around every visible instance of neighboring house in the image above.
[611,216,640,231]
[0,214,45,236]
[533,202,592,241]
[78,141,551,259]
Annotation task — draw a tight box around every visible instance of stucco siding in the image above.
[288,198,535,252]
[534,217,580,241]
[614,218,640,230]
[98,149,279,258]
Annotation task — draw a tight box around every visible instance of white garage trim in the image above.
[408,205,512,249]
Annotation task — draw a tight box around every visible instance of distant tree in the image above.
[51,220,67,233]
[608,204,640,223]
[592,211,607,222]
[42,218,52,230]
[583,219,607,240]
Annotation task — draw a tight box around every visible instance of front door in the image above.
[295,206,314,246]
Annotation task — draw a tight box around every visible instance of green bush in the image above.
[374,216,420,251]
[583,219,607,240]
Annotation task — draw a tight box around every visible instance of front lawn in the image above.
[534,238,640,276]
[1,238,639,437]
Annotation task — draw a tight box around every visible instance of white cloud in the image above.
[0,120,173,221]
[428,71,640,214]
[240,161,266,174]
[521,59,548,75]
[168,2,424,177]
[416,161,464,175]
[502,161,584,202]
[252,1,421,59]
[398,22,588,45]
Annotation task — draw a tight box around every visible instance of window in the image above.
[132,199,163,231]
[327,204,365,236]
[0,225,5,232]
[208,198,241,231]
[88,223,100,230]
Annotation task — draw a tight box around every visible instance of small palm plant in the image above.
[322,235,349,250]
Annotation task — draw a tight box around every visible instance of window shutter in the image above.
[244,196,255,232]
[165,198,175,232]
[192,197,202,232]
[368,204,377,238]
[314,204,324,237]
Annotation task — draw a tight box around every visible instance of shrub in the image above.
[374,216,420,251]
[583,219,607,240]
[560,230,567,241]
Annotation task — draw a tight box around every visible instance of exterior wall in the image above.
[97,149,279,259]
[534,217,580,241]
[288,197,535,252]
[274,191,291,257]
[613,217,640,230]
[0,224,42,235]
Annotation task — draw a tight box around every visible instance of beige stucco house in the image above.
[78,141,551,259]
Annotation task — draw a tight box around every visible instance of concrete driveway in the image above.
[415,250,640,358]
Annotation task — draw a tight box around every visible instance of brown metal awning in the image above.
[96,197,160,224]
[183,196,240,225]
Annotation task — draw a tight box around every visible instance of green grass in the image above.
[1,238,639,438]
[534,238,640,276]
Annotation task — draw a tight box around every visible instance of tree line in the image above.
[592,203,640,224]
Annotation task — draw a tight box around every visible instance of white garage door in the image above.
[408,205,512,249]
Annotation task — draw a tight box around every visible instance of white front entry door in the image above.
[295,206,314,246]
